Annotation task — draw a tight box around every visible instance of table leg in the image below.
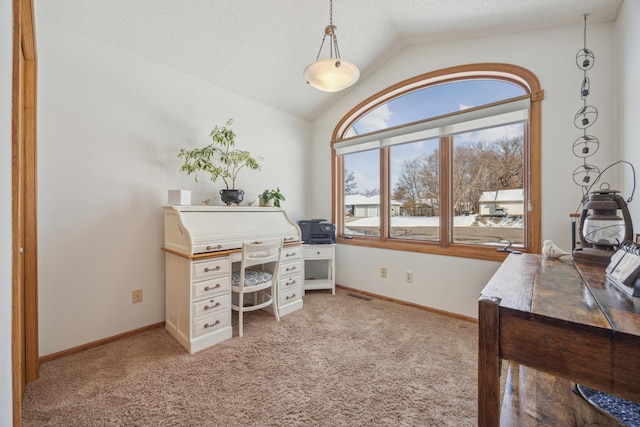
[479,296,501,427]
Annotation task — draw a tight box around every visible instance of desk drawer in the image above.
[193,293,229,318]
[193,311,229,338]
[193,276,230,299]
[280,285,302,306]
[192,258,229,281]
[279,273,302,290]
[280,260,301,277]
[304,245,334,259]
[282,246,301,262]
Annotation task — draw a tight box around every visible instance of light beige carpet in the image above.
[23,289,479,426]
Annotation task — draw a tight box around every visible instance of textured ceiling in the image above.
[35,0,623,121]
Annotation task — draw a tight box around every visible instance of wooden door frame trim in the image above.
[12,0,37,425]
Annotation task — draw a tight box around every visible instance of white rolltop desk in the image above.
[163,206,303,353]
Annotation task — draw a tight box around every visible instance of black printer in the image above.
[297,219,336,244]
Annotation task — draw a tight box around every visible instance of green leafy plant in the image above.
[260,187,285,207]
[178,119,262,190]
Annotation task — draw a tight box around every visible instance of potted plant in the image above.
[178,119,262,205]
[260,188,285,207]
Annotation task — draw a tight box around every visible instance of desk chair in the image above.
[231,239,283,337]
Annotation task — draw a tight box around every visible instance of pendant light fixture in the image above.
[304,0,360,92]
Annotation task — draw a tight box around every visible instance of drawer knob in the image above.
[206,244,222,251]
[286,279,296,286]
[286,252,296,257]
[286,294,297,300]
[203,320,220,329]
[204,302,221,310]
[286,266,297,272]
[204,266,221,273]
[204,283,221,291]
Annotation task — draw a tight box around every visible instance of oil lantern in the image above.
[573,189,633,266]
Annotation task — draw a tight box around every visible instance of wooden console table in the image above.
[478,253,640,426]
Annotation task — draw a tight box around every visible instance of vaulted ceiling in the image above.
[35,0,623,121]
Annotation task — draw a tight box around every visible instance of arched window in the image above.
[332,64,543,260]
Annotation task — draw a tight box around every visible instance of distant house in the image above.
[478,189,524,216]
[345,195,402,217]
[401,198,437,217]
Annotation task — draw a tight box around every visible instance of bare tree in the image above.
[452,136,524,214]
[363,188,380,197]
[392,134,524,216]
[419,151,440,215]
[345,167,379,198]
[344,169,358,195]
[453,142,492,214]
[394,157,426,215]
[486,136,524,189]
[393,153,440,216]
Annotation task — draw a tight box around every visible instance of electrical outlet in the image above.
[405,271,413,283]
[132,289,143,303]
[381,267,388,278]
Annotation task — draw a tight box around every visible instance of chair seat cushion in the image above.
[231,269,273,288]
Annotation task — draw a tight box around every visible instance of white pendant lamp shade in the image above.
[304,58,360,92]
[305,0,359,92]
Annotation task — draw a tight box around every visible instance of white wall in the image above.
[37,18,310,356]
[1,0,14,423]
[616,0,640,229]
[310,24,617,318]
[31,7,637,355]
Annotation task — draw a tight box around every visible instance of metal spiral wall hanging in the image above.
[572,14,601,191]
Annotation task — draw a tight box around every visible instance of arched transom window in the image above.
[331,63,543,261]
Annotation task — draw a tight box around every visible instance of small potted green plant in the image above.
[260,188,285,207]
[178,119,262,205]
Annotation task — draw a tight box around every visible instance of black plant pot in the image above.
[220,189,244,206]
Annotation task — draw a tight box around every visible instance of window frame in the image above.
[331,63,543,261]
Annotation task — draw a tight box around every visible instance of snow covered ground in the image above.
[345,214,524,245]
[347,214,523,228]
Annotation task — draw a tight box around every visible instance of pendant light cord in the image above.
[330,0,333,27]
[313,0,342,62]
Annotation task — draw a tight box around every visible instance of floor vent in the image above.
[348,293,373,301]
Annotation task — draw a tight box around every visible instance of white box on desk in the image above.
[168,190,191,205]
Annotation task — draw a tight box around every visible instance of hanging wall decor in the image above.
[572,14,601,191]
[570,15,637,267]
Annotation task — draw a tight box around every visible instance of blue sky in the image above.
[345,79,527,194]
